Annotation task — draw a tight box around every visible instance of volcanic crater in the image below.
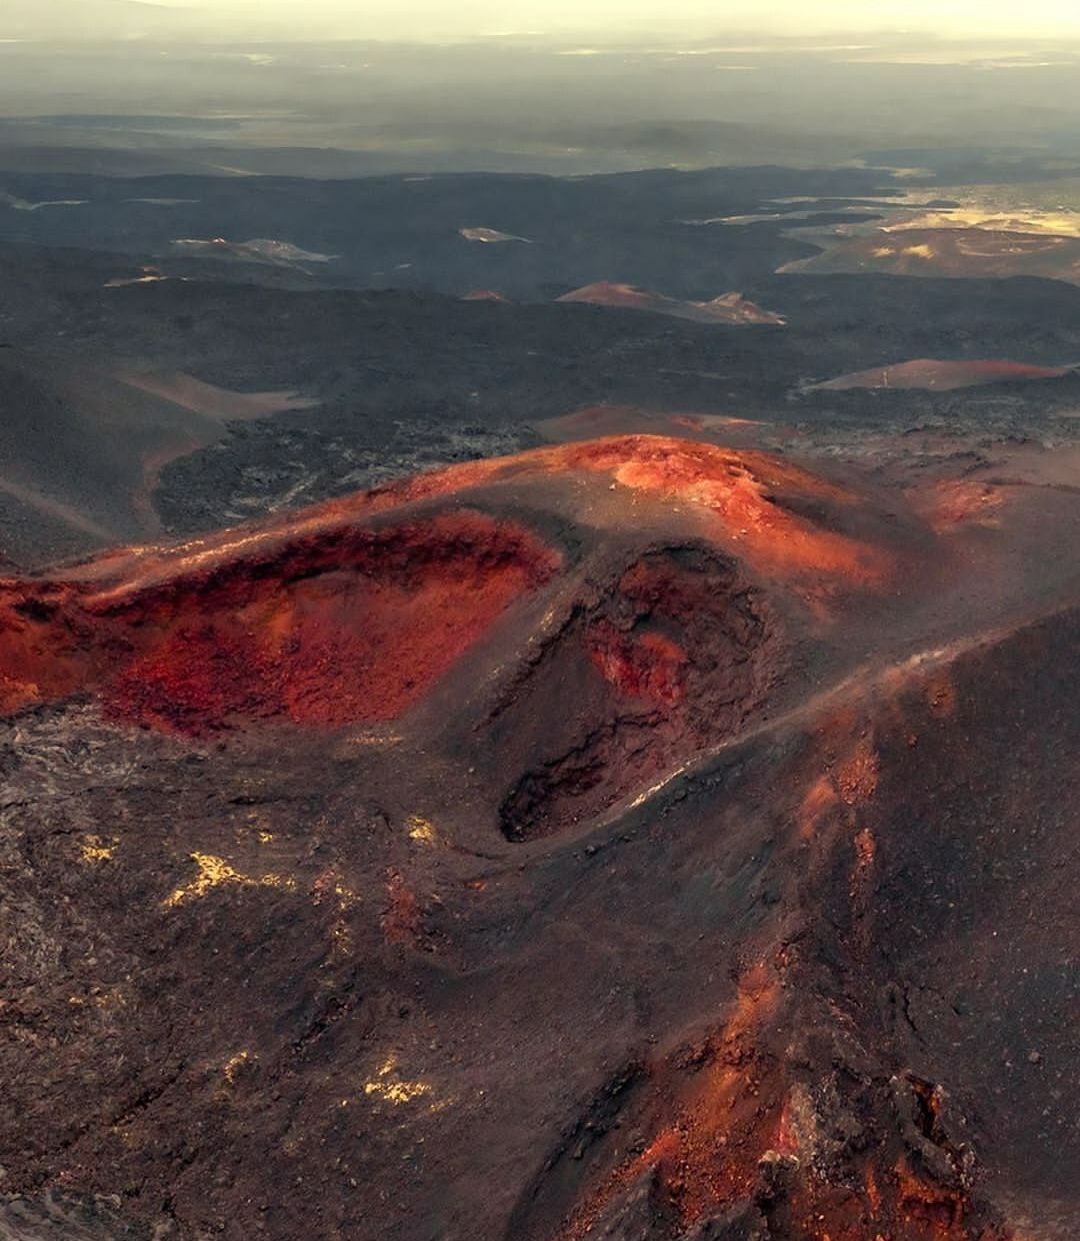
[494,543,777,842]
[4,425,1078,1241]
[0,434,894,747]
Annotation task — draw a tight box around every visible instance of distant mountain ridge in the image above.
[3,0,194,41]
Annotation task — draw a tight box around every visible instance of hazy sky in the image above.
[147,0,1080,41]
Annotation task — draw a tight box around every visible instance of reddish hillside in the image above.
[0,436,892,738]
[462,288,511,302]
[0,512,559,731]
[557,282,786,325]
[813,357,1070,392]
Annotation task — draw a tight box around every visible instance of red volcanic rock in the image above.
[700,290,786,325]
[814,357,1070,392]
[915,479,1004,533]
[585,620,687,707]
[104,434,888,590]
[557,281,786,326]
[462,288,511,302]
[0,436,891,745]
[523,960,1010,1241]
[495,544,779,841]
[0,511,560,733]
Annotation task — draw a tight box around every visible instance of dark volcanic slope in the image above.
[0,346,323,568]
[780,226,1080,286]
[3,425,1080,1239]
[5,238,1080,570]
[0,348,222,566]
[0,166,896,299]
